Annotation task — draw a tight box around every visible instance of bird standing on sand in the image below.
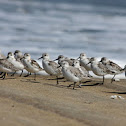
[7,52,24,76]
[38,53,62,84]
[100,57,126,83]
[23,53,43,80]
[88,57,115,84]
[0,58,19,79]
[61,61,88,89]
[78,53,92,74]
[72,59,89,77]
[13,50,25,76]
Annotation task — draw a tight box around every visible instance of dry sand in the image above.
[0,74,126,126]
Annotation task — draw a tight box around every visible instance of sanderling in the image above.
[61,61,88,89]
[7,52,24,76]
[100,57,126,83]
[54,55,74,66]
[14,50,23,61]
[38,53,62,84]
[72,59,90,87]
[14,50,31,77]
[23,53,43,80]
[88,57,114,84]
[72,59,89,77]
[14,50,24,76]
[78,53,92,74]
[0,58,19,79]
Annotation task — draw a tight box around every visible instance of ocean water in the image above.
[0,0,126,78]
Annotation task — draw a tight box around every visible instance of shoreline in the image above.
[0,75,126,126]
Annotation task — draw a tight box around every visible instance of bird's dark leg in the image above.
[0,72,5,78]
[101,76,105,85]
[24,72,30,77]
[56,76,59,85]
[34,73,36,80]
[11,71,16,76]
[111,75,115,83]
[73,82,76,89]
[20,70,23,77]
[78,81,82,88]
[2,72,7,79]
[0,72,3,75]
[67,84,74,87]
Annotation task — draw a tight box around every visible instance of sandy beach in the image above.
[0,75,126,126]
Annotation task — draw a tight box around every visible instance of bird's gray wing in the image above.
[31,60,43,70]
[0,59,19,71]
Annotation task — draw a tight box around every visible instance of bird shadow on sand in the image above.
[0,77,16,80]
[43,83,78,90]
[20,79,40,83]
[81,82,103,86]
[103,91,126,94]
[47,77,64,80]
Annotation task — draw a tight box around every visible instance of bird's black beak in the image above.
[38,57,43,60]
[99,59,102,62]
[57,65,61,68]
[76,57,80,60]
[86,61,91,65]
[53,58,58,61]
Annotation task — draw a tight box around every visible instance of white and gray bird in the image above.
[7,52,24,76]
[13,50,25,76]
[72,59,89,77]
[0,58,19,79]
[100,57,126,83]
[61,61,89,89]
[14,50,24,62]
[38,53,62,84]
[23,53,43,80]
[88,57,115,84]
[54,55,74,66]
[78,53,92,74]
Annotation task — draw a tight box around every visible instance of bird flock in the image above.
[0,50,126,89]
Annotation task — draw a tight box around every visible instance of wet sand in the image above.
[0,75,126,126]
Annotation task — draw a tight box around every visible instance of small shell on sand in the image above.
[110,95,125,100]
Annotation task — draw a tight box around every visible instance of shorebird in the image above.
[72,59,89,77]
[61,61,88,89]
[0,58,19,79]
[38,53,62,84]
[54,55,74,66]
[78,53,92,74]
[88,57,114,84]
[23,53,43,80]
[72,59,90,87]
[14,50,24,62]
[13,50,25,76]
[100,57,126,83]
[14,50,32,77]
[7,52,24,76]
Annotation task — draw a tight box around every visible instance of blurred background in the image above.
[0,0,126,77]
